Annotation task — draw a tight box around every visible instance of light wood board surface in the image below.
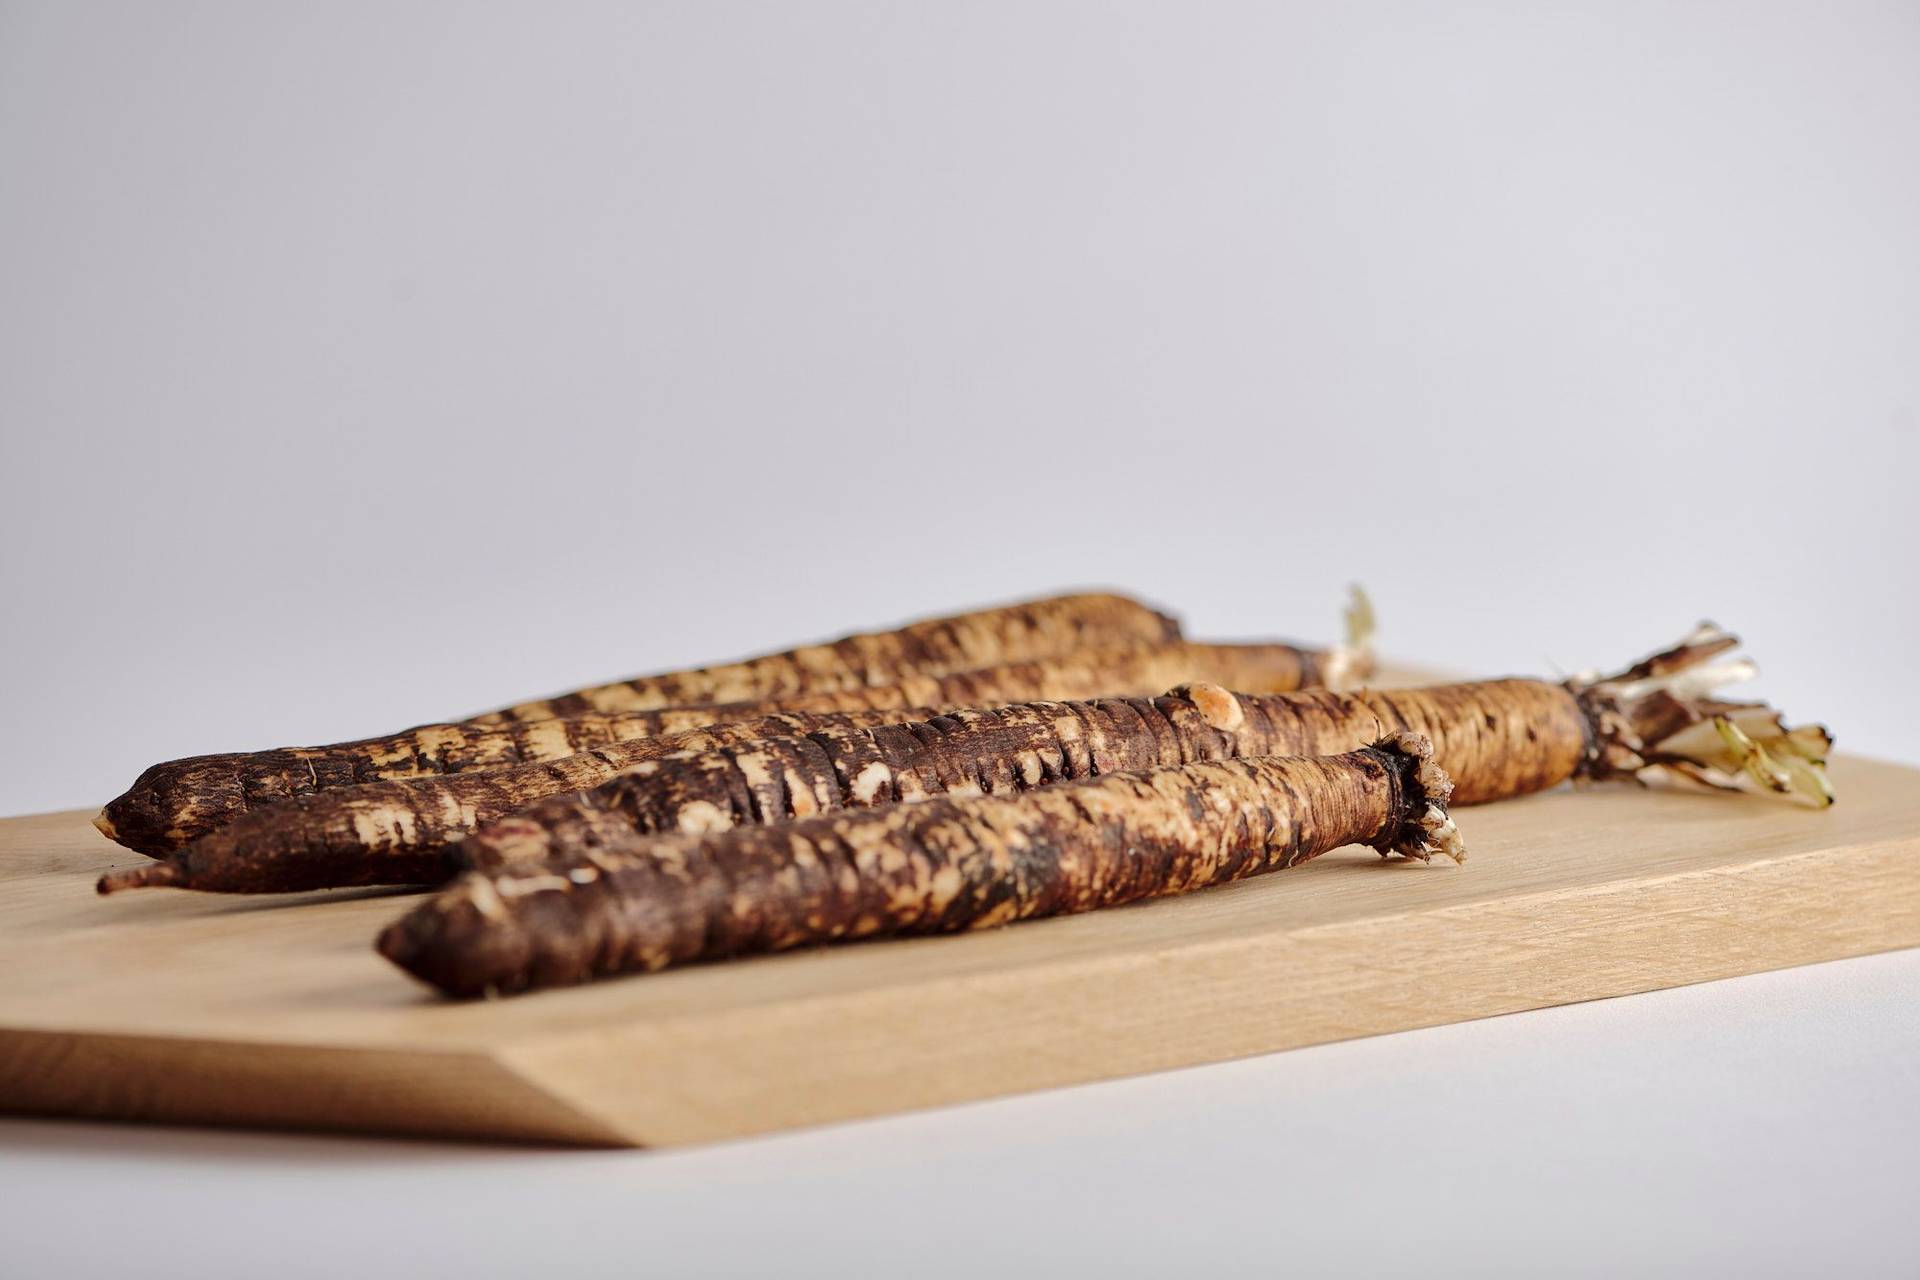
[4,734,1917,1148]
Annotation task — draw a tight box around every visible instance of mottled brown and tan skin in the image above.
[377,737,1455,998]
[462,679,1587,873]
[472,591,1185,722]
[97,701,921,858]
[95,711,944,895]
[96,717,664,859]
[97,640,1336,857]
[95,675,1585,897]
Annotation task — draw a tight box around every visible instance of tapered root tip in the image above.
[374,919,412,965]
[374,894,502,999]
[96,861,186,895]
[91,809,118,841]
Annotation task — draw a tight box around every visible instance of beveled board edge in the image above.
[8,835,1912,1147]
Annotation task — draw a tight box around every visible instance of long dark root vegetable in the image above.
[95,637,1357,860]
[94,710,942,895]
[470,590,1184,723]
[91,589,1170,856]
[376,733,1463,997]
[97,623,1819,898]
[459,622,1829,876]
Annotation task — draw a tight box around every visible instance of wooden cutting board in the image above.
[4,741,1917,1148]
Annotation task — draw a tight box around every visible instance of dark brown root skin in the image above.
[90,711,940,896]
[465,591,1184,723]
[378,735,1455,999]
[105,620,1822,898]
[96,717,724,858]
[95,638,1334,857]
[458,678,1586,877]
[96,836,455,896]
[108,675,1583,898]
[448,623,1826,889]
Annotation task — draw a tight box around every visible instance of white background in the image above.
[3,0,1916,815]
[1,2,1916,1275]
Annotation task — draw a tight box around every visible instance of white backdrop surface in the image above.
[3,0,1915,814]
[1,3,1915,1275]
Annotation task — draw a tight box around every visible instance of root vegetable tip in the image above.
[375,920,410,965]
[96,862,185,895]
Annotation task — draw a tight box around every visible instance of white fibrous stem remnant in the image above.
[1323,584,1376,692]
[1413,804,1468,865]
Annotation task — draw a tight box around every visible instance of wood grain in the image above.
[4,700,1916,1147]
